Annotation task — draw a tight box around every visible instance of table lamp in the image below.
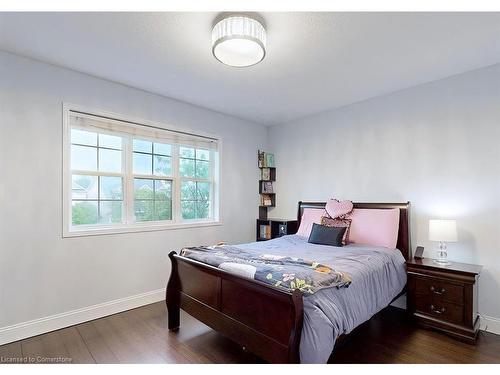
[429,219,457,265]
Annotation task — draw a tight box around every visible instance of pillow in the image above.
[296,208,327,237]
[308,223,346,247]
[325,199,354,219]
[348,208,400,249]
[321,216,351,245]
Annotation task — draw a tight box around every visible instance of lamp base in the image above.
[434,242,451,266]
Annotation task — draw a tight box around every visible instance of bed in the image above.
[166,201,411,363]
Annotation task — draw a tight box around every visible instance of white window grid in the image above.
[63,105,220,237]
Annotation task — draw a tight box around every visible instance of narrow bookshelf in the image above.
[257,150,276,220]
[256,151,298,241]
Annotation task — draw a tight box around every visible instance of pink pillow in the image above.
[348,208,400,249]
[325,199,353,219]
[296,208,326,237]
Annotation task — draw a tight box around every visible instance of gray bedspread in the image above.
[235,235,407,364]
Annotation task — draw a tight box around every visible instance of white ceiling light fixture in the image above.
[212,15,266,68]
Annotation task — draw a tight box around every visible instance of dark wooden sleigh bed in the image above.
[166,201,411,363]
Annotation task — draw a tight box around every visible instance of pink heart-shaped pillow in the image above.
[325,199,353,219]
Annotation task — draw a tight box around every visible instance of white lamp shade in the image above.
[212,16,266,67]
[429,219,457,242]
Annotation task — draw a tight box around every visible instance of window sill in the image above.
[63,220,222,238]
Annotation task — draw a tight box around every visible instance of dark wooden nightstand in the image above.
[407,258,482,344]
[256,218,298,241]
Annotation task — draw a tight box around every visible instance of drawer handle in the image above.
[430,286,446,295]
[430,304,446,314]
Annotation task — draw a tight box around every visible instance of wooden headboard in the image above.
[296,201,412,260]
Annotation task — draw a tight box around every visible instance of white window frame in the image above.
[62,103,221,237]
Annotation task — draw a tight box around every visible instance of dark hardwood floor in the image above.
[1,302,499,364]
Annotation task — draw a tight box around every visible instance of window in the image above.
[63,106,220,236]
[70,130,124,226]
[179,147,212,220]
[132,139,173,222]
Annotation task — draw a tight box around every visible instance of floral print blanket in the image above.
[179,245,352,295]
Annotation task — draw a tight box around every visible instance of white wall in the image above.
[0,51,267,340]
[268,64,500,327]
[2,49,499,344]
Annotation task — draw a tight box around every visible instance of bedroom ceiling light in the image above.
[212,15,266,67]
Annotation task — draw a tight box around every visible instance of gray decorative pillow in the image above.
[321,216,351,245]
[308,223,346,247]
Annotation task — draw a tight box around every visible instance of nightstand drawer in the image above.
[415,296,464,325]
[415,277,464,305]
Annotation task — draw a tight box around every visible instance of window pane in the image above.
[155,200,172,221]
[154,143,171,156]
[155,180,172,201]
[181,201,196,220]
[99,201,123,224]
[196,149,210,161]
[153,155,171,176]
[72,175,98,200]
[99,148,122,173]
[133,153,152,175]
[195,160,210,179]
[133,139,152,153]
[100,176,123,200]
[179,158,195,177]
[134,179,154,199]
[181,181,196,200]
[99,134,122,149]
[197,182,211,201]
[72,201,98,225]
[196,201,210,219]
[71,129,97,146]
[179,146,195,158]
[71,145,97,171]
[135,200,154,222]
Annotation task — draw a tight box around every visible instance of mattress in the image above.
[235,234,407,363]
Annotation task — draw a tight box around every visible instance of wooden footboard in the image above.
[166,251,304,363]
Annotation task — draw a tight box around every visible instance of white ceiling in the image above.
[1,12,500,125]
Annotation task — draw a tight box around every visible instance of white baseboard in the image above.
[2,289,498,347]
[0,289,165,346]
[480,314,500,336]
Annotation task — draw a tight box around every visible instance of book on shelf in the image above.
[258,150,266,168]
[259,224,271,239]
[261,168,270,181]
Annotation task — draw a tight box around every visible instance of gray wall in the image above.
[269,64,500,325]
[0,51,267,328]
[2,49,499,340]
